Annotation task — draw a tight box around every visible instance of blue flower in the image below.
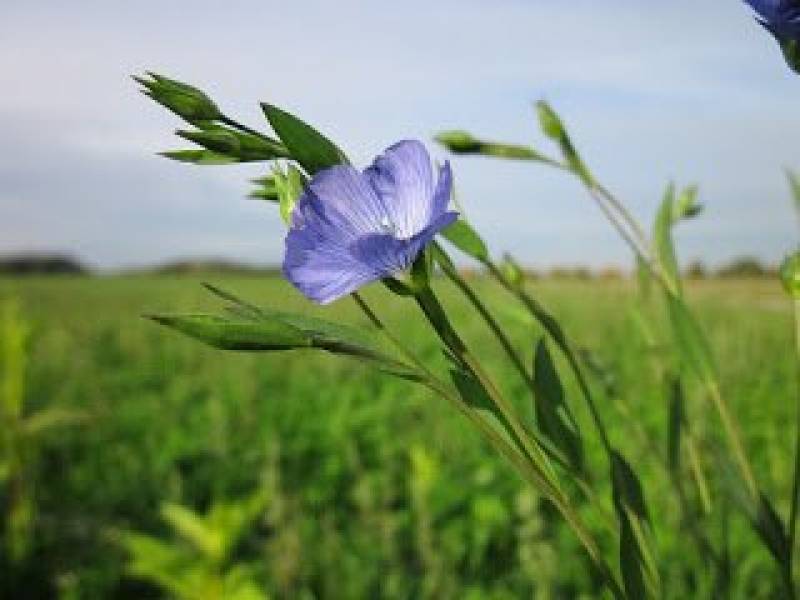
[745,0,800,41]
[283,140,457,304]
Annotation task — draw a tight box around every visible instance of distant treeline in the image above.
[0,254,781,279]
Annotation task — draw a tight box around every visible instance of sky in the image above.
[0,0,798,271]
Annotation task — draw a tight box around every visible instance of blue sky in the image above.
[0,0,797,270]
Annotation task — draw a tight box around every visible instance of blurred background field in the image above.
[0,273,793,598]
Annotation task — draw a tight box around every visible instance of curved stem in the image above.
[789,297,800,561]
[484,260,614,455]
[350,292,624,597]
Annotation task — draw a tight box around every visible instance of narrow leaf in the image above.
[667,376,684,473]
[261,103,348,174]
[666,294,717,384]
[159,149,240,165]
[146,314,310,351]
[532,339,584,473]
[441,219,489,262]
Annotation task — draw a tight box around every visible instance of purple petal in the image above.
[304,165,391,240]
[283,221,376,305]
[431,161,453,217]
[364,140,437,238]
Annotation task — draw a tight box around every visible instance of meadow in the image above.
[0,273,793,598]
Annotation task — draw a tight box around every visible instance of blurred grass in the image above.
[0,274,793,598]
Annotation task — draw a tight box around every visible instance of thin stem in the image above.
[413,285,557,483]
[219,114,272,140]
[790,296,800,561]
[484,260,614,455]
[350,293,624,597]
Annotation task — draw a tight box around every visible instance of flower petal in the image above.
[283,221,376,305]
[431,161,453,217]
[304,165,391,240]
[364,140,436,238]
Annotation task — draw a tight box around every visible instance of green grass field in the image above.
[0,274,794,598]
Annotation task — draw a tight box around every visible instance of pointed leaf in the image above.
[667,376,684,473]
[147,313,310,351]
[159,149,241,165]
[666,294,717,384]
[261,103,348,174]
[441,219,489,262]
[532,339,584,472]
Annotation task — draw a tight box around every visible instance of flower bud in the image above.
[434,131,483,154]
[134,72,221,123]
[780,251,800,297]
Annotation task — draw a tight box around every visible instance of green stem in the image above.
[412,284,557,482]
[484,260,614,455]
[350,293,624,597]
[790,297,800,562]
[219,115,272,141]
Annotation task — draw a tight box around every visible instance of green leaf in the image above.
[666,294,717,384]
[653,183,682,296]
[200,284,420,380]
[273,164,306,224]
[449,367,495,415]
[532,340,584,473]
[177,126,288,162]
[441,219,489,262]
[752,493,791,564]
[146,314,310,351]
[611,451,649,522]
[535,101,591,183]
[667,376,684,473]
[610,451,660,599]
[261,103,348,174]
[159,150,241,165]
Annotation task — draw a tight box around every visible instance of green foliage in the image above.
[120,489,270,600]
[0,301,84,568]
[440,219,489,263]
[781,252,800,297]
[261,103,348,174]
[531,340,583,473]
[0,276,793,598]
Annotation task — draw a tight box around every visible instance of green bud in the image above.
[434,131,483,154]
[673,185,703,221]
[177,126,289,162]
[780,252,800,297]
[499,254,524,288]
[781,39,800,75]
[272,165,306,224]
[134,72,222,123]
[249,175,279,203]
